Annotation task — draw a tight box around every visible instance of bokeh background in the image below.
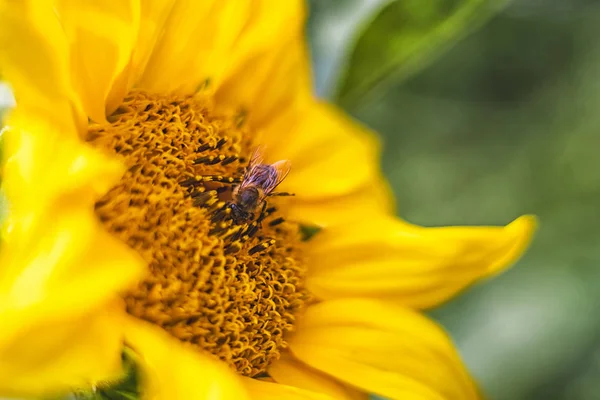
[307,1,600,400]
[309,0,600,400]
[0,1,599,399]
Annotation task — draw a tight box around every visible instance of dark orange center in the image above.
[85,90,309,376]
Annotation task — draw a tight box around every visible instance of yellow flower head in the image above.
[0,1,536,399]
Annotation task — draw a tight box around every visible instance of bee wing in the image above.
[268,159,292,191]
[241,146,265,182]
[237,146,266,191]
[247,146,264,170]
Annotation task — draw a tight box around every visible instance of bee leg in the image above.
[210,202,231,223]
[268,217,285,227]
[268,192,295,197]
[255,201,268,228]
[235,203,267,243]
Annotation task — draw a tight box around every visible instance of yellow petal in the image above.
[124,317,250,400]
[220,0,307,86]
[306,215,536,309]
[138,1,252,94]
[0,301,125,397]
[56,0,140,123]
[0,0,80,135]
[1,115,145,316]
[207,1,309,126]
[0,117,145,397]
[0,207,144,323]
[128,0,177,87]
[269,352,368,400]
[105,61,135,116]
[289,299,479,400]
[266,102,384,206]
[210,1,313,173]
[243,376,335,400]
[2,112,122,218]
[286,179,395,227]
[215,34,312,132]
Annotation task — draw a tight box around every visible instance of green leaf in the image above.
[334,0,510,109]
[300,224,321,241]
[97,389,139,400]
[71,349,142,400]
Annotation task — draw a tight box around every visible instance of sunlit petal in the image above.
[244,376,335,400]
[138,1,251,94]
[269,352,368,400]
[306,215,536,308]
[290,299,479,400]
[286,179,395,227]
[0,0,79,135]
[1,116,145,316]
[56,0,140,122]
[0,301,125,397]
[124,317,250,400]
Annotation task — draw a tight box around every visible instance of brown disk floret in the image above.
[85,90,309,376]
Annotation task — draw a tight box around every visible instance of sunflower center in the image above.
[85,90,309,377]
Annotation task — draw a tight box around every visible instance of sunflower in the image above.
[0,1,536,399]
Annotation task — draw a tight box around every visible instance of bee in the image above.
[229,147,293,224]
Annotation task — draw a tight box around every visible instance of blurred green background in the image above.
[307,0,600,399]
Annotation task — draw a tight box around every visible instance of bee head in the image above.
[229,202,252,224]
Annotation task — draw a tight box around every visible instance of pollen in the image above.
[85,90,309,377]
